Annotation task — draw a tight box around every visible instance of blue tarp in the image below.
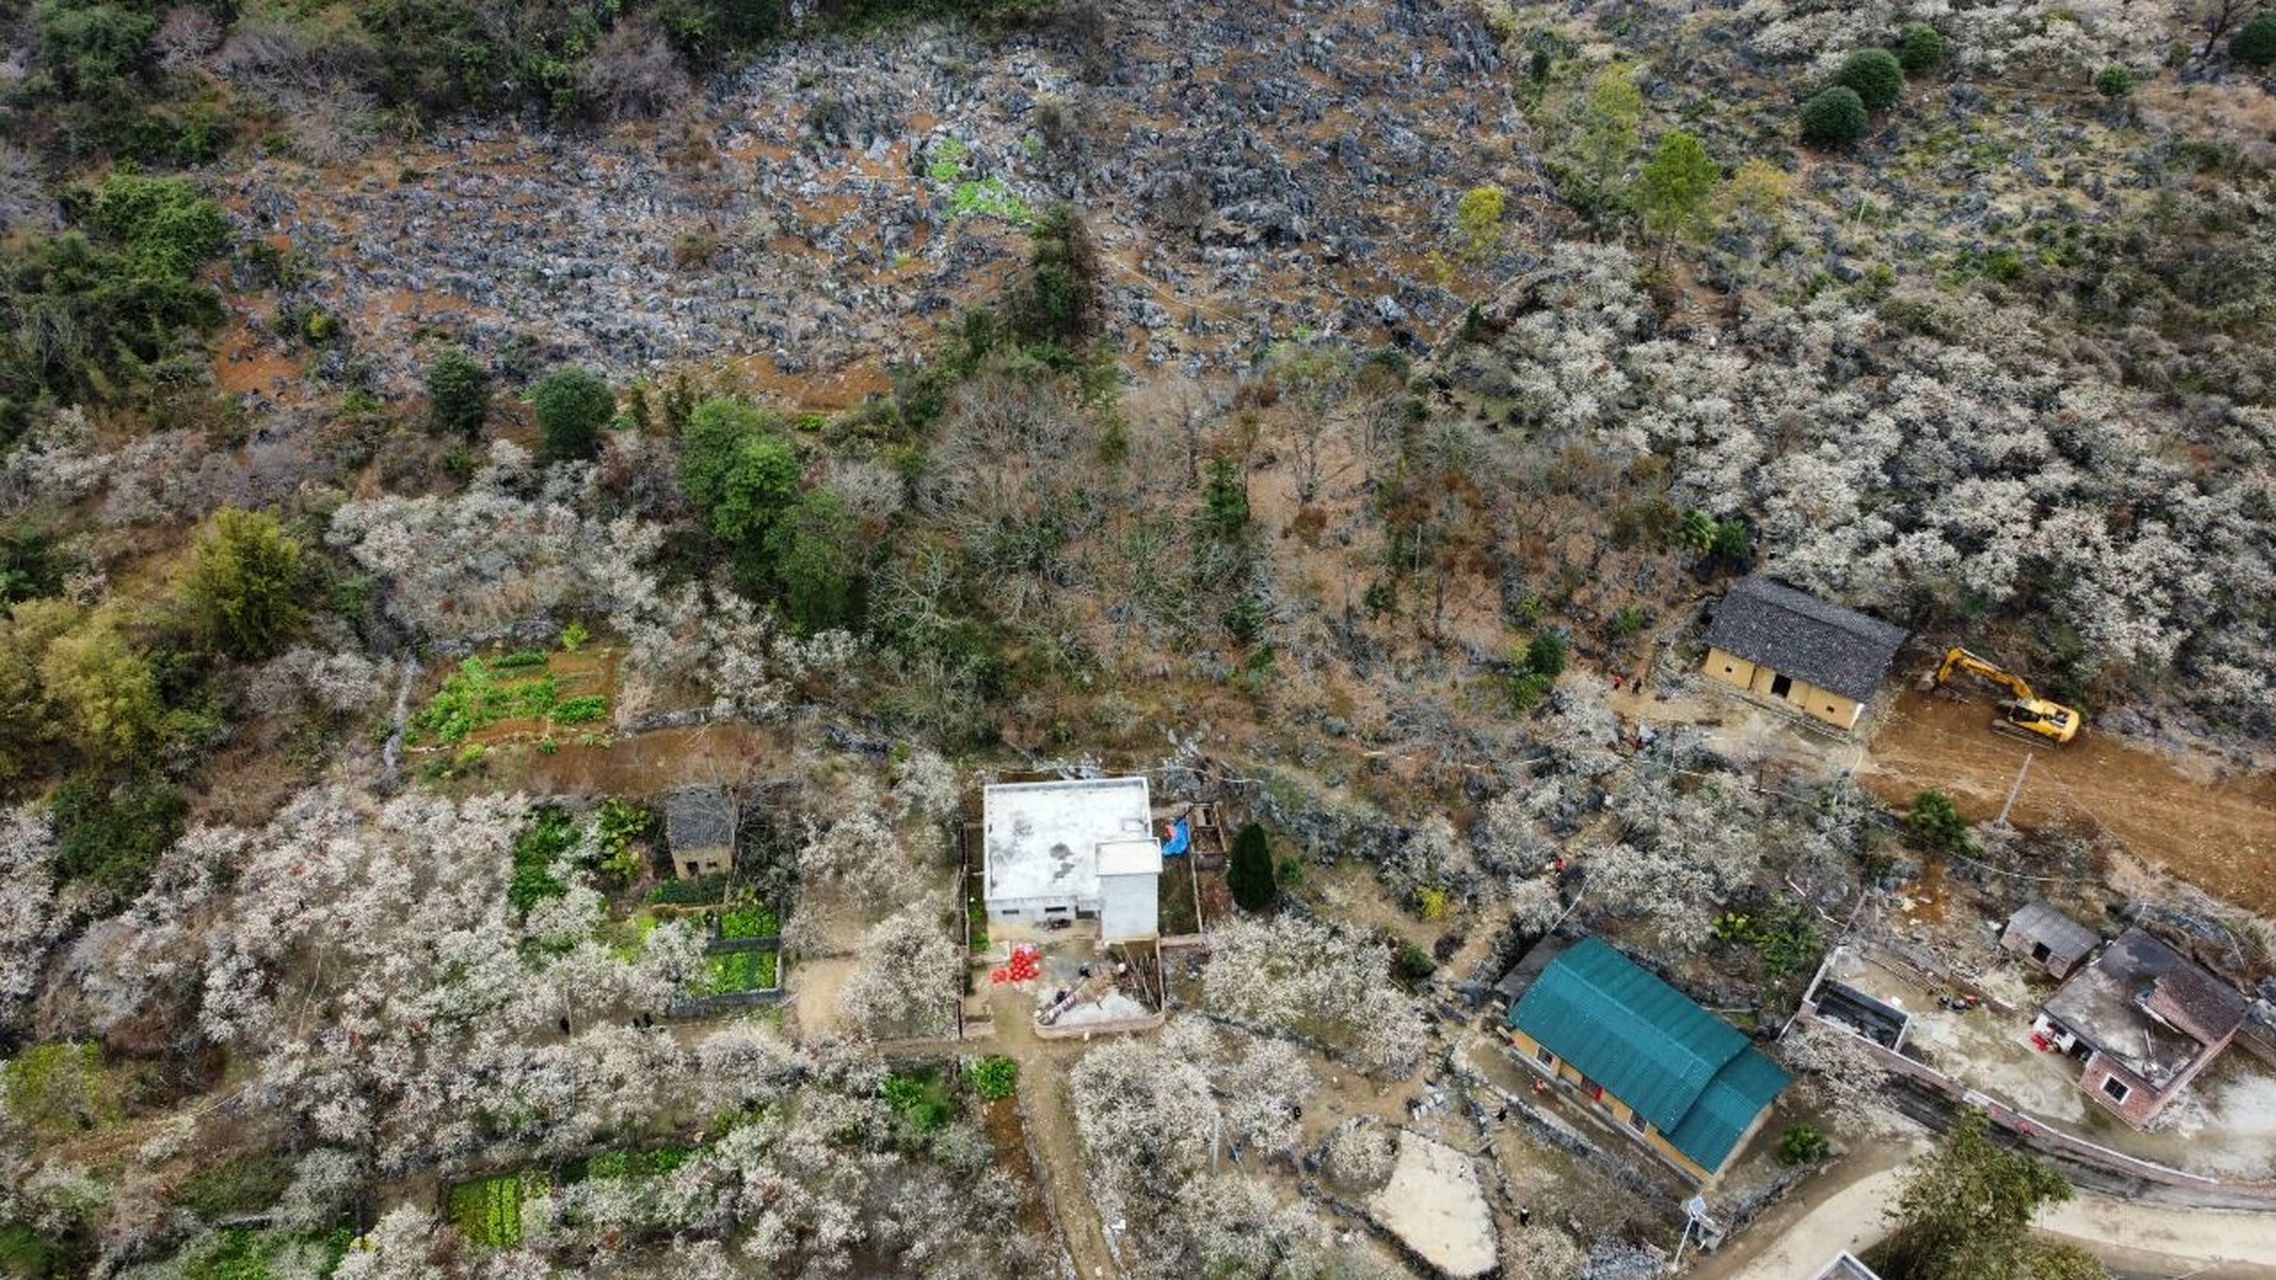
[1160,817,1191,856]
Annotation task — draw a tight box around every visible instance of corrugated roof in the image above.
[1663,1044,1791,1172]
[1702,577,1908,703]
[1509,937,1787,1170]
[2004,901,2099,962]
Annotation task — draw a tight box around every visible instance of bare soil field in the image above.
[1859,689,2276,915]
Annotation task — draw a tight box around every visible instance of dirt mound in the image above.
[1861,689,2276,915]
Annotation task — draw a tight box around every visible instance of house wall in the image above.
[1999,931,2085,980]
[987,893,1095,925]
[675,845,731,879]
[1098,871,1158,941]
[2079,1053,2167,1127]
[1504,1025,1716,1183]
[1701,647,1865,731]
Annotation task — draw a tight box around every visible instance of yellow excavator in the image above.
[1930,647,2084,745]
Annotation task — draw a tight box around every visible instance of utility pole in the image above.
[1995,752,2035,827]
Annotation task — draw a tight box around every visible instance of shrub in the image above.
[2234,15,2276,67]
[1897,24,1945,73]
[883,1068,953,1132]
[1835,48,1905,112]
[427,346,490,437]
[1780,1123,1832,1164]
[1229,822,1275,912]
[965,1055,1018,1101]
[1004,202,1101,349]
[2,1041,121,1136]
[2095,64,2135,98]
[1453,184,1507,260]
[1801,87,1870,147]
[82,173,231,278]
[1199,458,1250,541]
[181,507,306,661]
[530,366,614,462]
[1906,788,1975,853]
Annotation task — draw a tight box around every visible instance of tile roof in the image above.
[1702,577,1909,703]
[2043,928,2245,1088]
[1509,937,1789,1171]
[662,786,734,852]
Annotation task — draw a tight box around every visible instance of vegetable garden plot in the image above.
[445,1169,550,1249]
[700,948,780,994]
[408,646,619,749]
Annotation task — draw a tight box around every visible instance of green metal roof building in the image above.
[1506,937,1790,1179]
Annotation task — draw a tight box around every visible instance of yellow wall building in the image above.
[1503,937,1790,1184]
[1699,578,1908,734]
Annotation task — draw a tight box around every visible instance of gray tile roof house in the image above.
[1703,577,1909,704]
[663,786,735,879]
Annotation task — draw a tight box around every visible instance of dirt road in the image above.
[1860,688,2276,914]
[1693,1147,2276,1280]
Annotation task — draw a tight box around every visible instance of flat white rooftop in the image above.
[983,776,1153,906]
[1097,837,1163,877]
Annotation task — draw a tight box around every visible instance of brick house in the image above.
[2033,928,2247,1126]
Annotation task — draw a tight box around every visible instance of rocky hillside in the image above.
[212,0,1533,409]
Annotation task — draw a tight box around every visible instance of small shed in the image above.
[1999,901,2098,979]
[663,786,735,880]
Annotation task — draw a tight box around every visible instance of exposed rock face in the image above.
[211,0,1541,402]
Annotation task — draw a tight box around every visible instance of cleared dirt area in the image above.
[1859,688,2276,914]
[511,722,789,795]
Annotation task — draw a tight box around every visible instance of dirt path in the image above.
[946,985,1121,1280]
[510,722,789,795]
[1691,1146,2276,1280]
[1859,688,2276,913]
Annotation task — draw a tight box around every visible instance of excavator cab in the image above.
[1932,647,2084,745]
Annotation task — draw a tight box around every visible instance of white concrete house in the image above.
[982,776,1161,941]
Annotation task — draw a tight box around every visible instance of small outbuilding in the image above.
[662,786,735,880]
[1999,901,2099,979]
[1701,577,1908,733]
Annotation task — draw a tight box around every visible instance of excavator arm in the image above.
[1931,647,2084,745]
[1935,647,2039,703]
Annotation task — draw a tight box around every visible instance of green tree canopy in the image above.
[1566,63,1644,215]
[426,346,491,437]
[530,366,614,462]
[1634,129,1720,253]
[1228,822,1275,912]
[1880,1111,2107,1280]
[40,613,160,769]
[1800,87,1870,148]
[765,488,862,632]
[181,508,306,661]
[680,396,781,513]
[1836,48,1905,112]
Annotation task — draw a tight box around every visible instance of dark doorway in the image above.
[1770,673,1793,697]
